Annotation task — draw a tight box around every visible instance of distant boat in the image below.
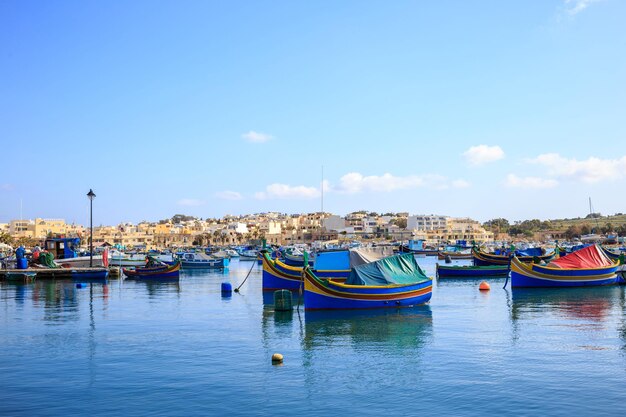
[399,239,438,256]
[437,250,472,260]
[123,261,181,280]
[238,249,259,261]
[179,252,229,269]
[472,246,553,267]
[303,253,433,310]
[510,244,619,288]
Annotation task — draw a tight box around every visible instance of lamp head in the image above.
[87,189,96,201]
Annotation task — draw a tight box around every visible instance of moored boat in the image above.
[437,250,473,260]
[180,252,229,269]
[261,250,351,291]
[472,246,553,267]
[123,261,181,280]
[510,244,619,288]
[303,253,433,310]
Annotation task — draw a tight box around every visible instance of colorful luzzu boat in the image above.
[261,250,350,291]
[472,246,553,267]
[510,244,619,288]
[303,253,432,310]
[123,261,181,280]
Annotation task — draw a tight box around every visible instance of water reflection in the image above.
[511,286,621,322]
[126,280,181,299]
[303,307,433,351]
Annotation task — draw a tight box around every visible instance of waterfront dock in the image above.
[0,267,109,280]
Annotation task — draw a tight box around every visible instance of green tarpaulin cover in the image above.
[345,253,429,286]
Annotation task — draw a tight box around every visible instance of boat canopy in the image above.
[313,250,350,270]
[548,244,614,269]
[348,247,395,268]
[516,247,543,257]
[345,253,429,286]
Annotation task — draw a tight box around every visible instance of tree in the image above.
[483,218,510,232]
[0,232,13,245]
[392,218,407,229]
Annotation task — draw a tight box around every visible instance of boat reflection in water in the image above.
[510,286,621,322]
[303,307,433,351]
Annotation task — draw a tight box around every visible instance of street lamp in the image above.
[87,189,96,267]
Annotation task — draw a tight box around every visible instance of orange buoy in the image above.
[479,281,490,291]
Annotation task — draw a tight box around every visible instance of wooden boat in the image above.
[436,264,509,278]
[261,250,350,291]
[399,239,439,256]
[472,246,553,267]
[4,270,37,281]
[123,261,181,280]
[510,244,619,288]
[303,253,432,310]
[179,252,229,269]
[437,250,473,260]
[71,268,109,280]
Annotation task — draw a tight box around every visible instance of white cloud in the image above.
[528,153,626,184]
[0,184,13,191]
[177,198,205,206]
[504,174,559,189]
[564,0,601,15]
[255,183,320,200]
[242,130,273,143]
[463,145,505,166]
[335,172,435,193]
[452,179,471,189]
[215,191,243,200]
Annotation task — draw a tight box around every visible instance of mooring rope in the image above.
[234,258,257,293]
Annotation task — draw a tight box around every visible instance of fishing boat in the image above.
[239,249,259,261]
[109,250,147,267]
[472,246,553,267]
[4,270,37,281]
[303,253,433,310]
[510,244,619,288]
[436,264,510,278]
[179,252,229,269]
[437,250,473,260]
[44,237,107,267]
[123,261,181,280]
[398,239,439,256]
[71,268,109,281]
[261,250,351,291]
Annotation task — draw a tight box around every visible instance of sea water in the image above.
[1,257,625,416]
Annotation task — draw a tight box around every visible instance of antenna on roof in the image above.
[321,165,324,215]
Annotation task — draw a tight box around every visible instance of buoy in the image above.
[444,255,452,264]
[76,283,83,289]
[479,281,490,291]
[221,282,232,296]
[271,353,284,364]
[274,289,293,311]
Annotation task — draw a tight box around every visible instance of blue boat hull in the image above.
[304,269,433,310]
[262,254,349,291]
[510,256,619,288]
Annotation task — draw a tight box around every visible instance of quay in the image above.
[0,267,109,280]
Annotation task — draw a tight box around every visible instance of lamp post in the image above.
[87,189,96,267]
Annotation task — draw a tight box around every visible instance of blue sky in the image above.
[1,0,625,226]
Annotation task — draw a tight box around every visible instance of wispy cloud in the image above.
[255,184,320,200]
[177,198,205,207]
[215,191,243,201]
[242,130,273,143]
[462,145,505,166]
[253,172,467,200]
[335,172,432,193]
[0,184,13,191]
[451,179,471,189]
[504,174,559,189]
[527,153,626,184]
[564,0,601,15]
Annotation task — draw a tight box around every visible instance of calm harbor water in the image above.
[1,257,626,416]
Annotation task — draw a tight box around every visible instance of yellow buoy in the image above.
[271,353,284,364]
[479,281,490,291]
